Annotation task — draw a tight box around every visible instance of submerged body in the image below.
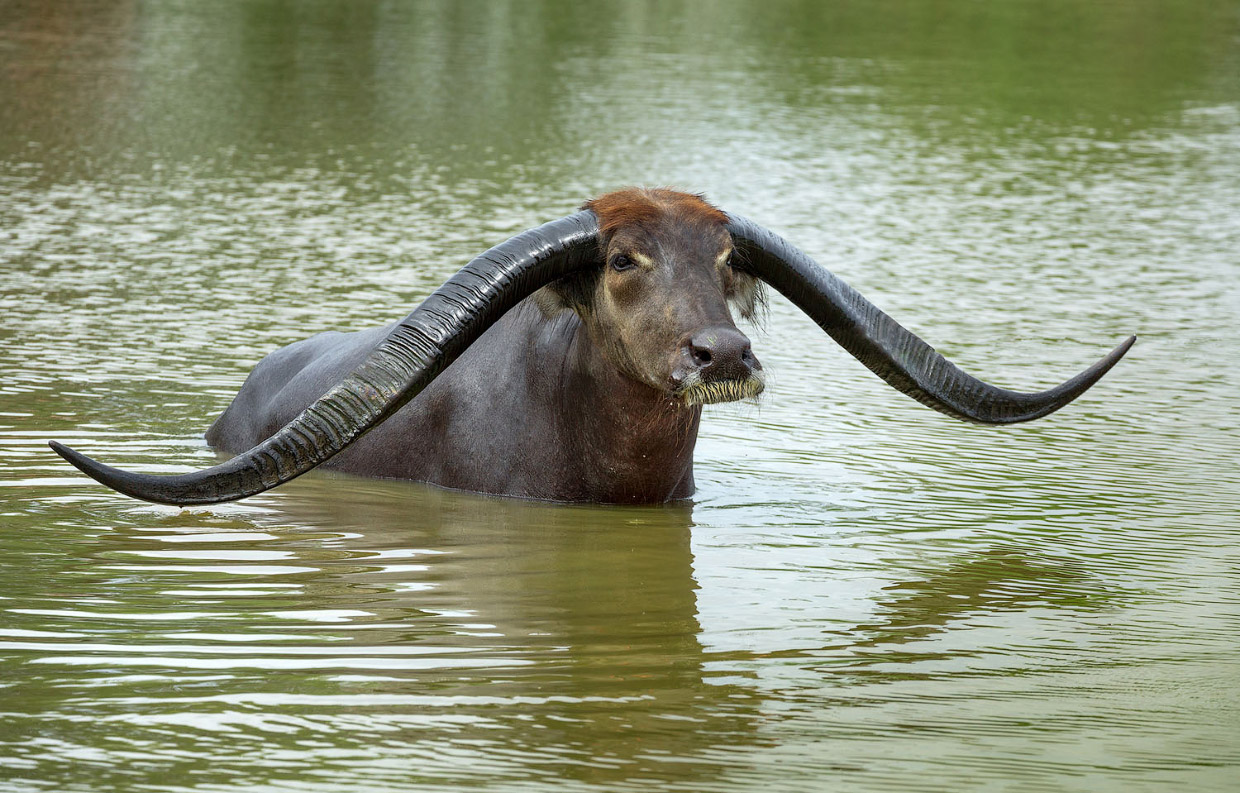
[203,189,766,503]
[206,304,703,503]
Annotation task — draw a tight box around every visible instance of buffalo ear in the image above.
[532,284,570,317]
[532,270,598,318]
[728,269,768,323]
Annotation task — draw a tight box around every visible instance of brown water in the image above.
[2,1,1239,790]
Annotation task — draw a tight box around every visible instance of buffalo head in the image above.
[535,188,765,405]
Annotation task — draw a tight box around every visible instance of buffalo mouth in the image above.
[676,372,766,406]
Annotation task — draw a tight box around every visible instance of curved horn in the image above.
[727,214,1133,424]
[51,211,601,505]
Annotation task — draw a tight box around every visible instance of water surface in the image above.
[2,1,1239,791]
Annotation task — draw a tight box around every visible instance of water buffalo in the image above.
[51,188,1134,505]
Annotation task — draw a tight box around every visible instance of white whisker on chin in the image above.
[679,374,765,406]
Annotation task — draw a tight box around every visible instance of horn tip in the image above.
[1106,334,1137,366]
[49,439,189,506]
[49,439,84,469]
[49,439,112,485]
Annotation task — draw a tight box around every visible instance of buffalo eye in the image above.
[721,251,737,288]
[610,254,636,272]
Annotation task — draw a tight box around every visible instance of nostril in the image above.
[691,346,713,367]
[741,346,755,364]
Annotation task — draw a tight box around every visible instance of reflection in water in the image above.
[810,548,1116,678]
[1,477,766,789]
[2,0,1240,790]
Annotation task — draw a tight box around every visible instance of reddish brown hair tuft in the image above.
[583,188,728,239]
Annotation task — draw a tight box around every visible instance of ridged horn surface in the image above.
[51,211,601,505]
[726,213,1133,424]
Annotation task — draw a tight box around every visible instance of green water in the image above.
[2,1,1239,790]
